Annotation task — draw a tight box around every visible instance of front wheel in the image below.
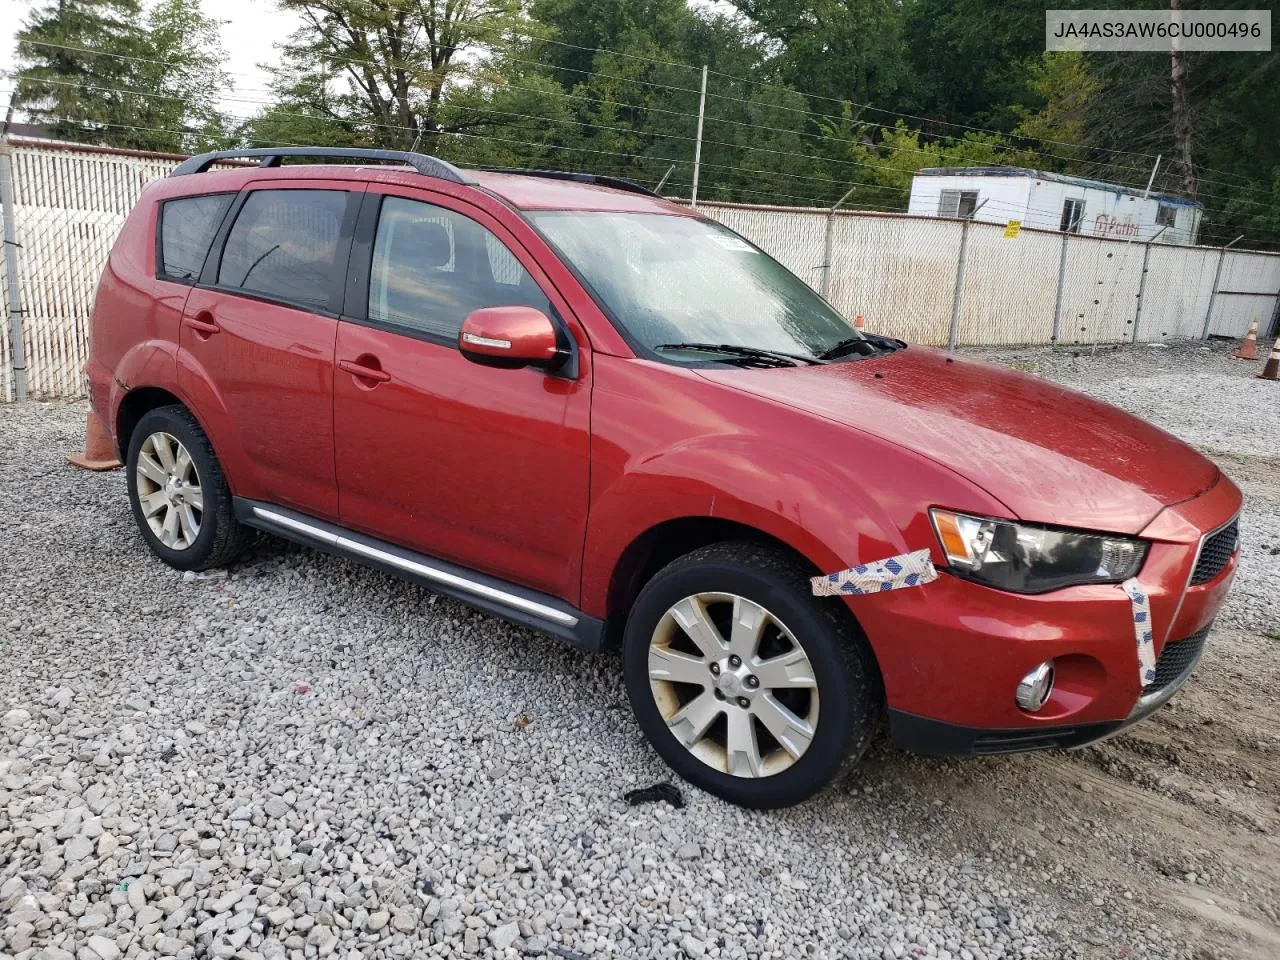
[622,542,882,808]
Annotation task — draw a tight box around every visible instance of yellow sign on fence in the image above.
[1003,220,1022,238]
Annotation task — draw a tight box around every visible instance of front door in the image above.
[332,188,591,602]
[178,181,361,519]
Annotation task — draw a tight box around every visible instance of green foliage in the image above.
[843,123,1041,210]
[14,0,150,145]
[244,0,527,150]
[8,0,1277,245]
[727,0,910,108]
[14,0,230,152]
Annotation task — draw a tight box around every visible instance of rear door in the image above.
[331,185,592,601]
[178,181,361,520]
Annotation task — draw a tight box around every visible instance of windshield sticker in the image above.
[812,549,938,597]
[711,235,757,253]
[1122,579,1158,687]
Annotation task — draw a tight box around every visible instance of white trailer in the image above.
[907,167,1203,245]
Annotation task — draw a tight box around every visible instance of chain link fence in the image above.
[3,137,1279,401]
[694,200,1280,349]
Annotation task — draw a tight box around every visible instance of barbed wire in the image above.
[8,69,1271,218]
[15,36,1267,197]
[305,2,1271,189]
[8,36,1274,219]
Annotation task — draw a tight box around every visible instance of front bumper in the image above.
[855,475,1240,741]
[888,621,1210,756]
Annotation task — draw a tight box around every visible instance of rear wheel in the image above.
[622,542,882,808]
[125,405,248,571]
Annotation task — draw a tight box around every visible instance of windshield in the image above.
[529,211,862,362]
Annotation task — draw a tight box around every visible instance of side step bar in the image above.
[235,499,605,651]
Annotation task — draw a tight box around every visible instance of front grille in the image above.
[1148,625,1210,694]
[1191,520,1238,585]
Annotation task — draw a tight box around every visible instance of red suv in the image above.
[86,147,1240,808]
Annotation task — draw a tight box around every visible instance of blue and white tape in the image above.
[1122,578,1158,687]
[812,549,938,597]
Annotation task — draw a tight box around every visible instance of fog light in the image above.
[1015,661,1055,712]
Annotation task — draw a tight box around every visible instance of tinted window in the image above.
[159,194,233,281]
[368,197,549,340]
[218,190,348,309]
[530,211,858,360]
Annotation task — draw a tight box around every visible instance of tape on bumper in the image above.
[1122,578,1158,687]
[812,549,938,597]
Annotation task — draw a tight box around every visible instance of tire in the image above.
[622,541,882,809]
[125,405,249,571]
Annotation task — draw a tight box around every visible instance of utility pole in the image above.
[820,186,856,300]
[948,198,988,351]
[1132,224,1169,343]
[1,134,28,402]
[1201,235,1244,339]
[690,65,707,210]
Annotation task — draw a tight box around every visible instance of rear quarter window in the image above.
[158,194,234,282]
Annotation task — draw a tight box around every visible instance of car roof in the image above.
[466,170,694,215]
[159,159,696,217]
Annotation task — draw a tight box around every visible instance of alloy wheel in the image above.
[647,592,819,778]
[135,431,203,550]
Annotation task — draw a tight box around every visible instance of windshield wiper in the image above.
[818,333,906,361]
[655,342,823,367]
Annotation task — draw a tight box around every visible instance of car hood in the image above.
[696,347,1220,536]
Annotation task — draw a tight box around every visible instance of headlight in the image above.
[930,509,1148,594]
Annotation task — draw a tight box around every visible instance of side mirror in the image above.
[458,306,564,371]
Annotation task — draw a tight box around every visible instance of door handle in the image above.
[338,358,391,383]
[183,314,221,337]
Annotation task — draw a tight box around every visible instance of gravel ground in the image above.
[2,338,1278,960]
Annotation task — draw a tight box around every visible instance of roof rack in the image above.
[169,147,474,184]
[475,167,661,199]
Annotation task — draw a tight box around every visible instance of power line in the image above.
[16,33,1269,195]
[14,72,1276,218]
[11,39,1274,215]
[0,74,907,196]
[319,3,1263,190]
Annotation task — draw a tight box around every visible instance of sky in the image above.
[1,0,739,119]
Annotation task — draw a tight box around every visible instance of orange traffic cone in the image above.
[1235,317,1259,359]
[854,313,866,331]
[1259,335,1280,381]
[67,410,122,471]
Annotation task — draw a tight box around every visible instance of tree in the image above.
[1011,52,1101,171]
[261,0,527,149]
[842,123,1041,211]
[135,0,233,152]
[13,0,230,152]
[900,0,1048,133]
[726,0,910,110]
[13,0,150,145]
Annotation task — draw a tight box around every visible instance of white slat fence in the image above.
[3,137,1279,401]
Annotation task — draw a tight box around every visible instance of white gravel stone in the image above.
[86,935,121,960]
[489,921,520,950]
[2,358,1275,960]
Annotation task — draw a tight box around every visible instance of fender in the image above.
[580,427,1008,620]
[108,339,258,501]
[107,339,179,434]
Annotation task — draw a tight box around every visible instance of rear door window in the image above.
[158,193,233,282]
[217,189,349,310]
[367,196,550,341]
